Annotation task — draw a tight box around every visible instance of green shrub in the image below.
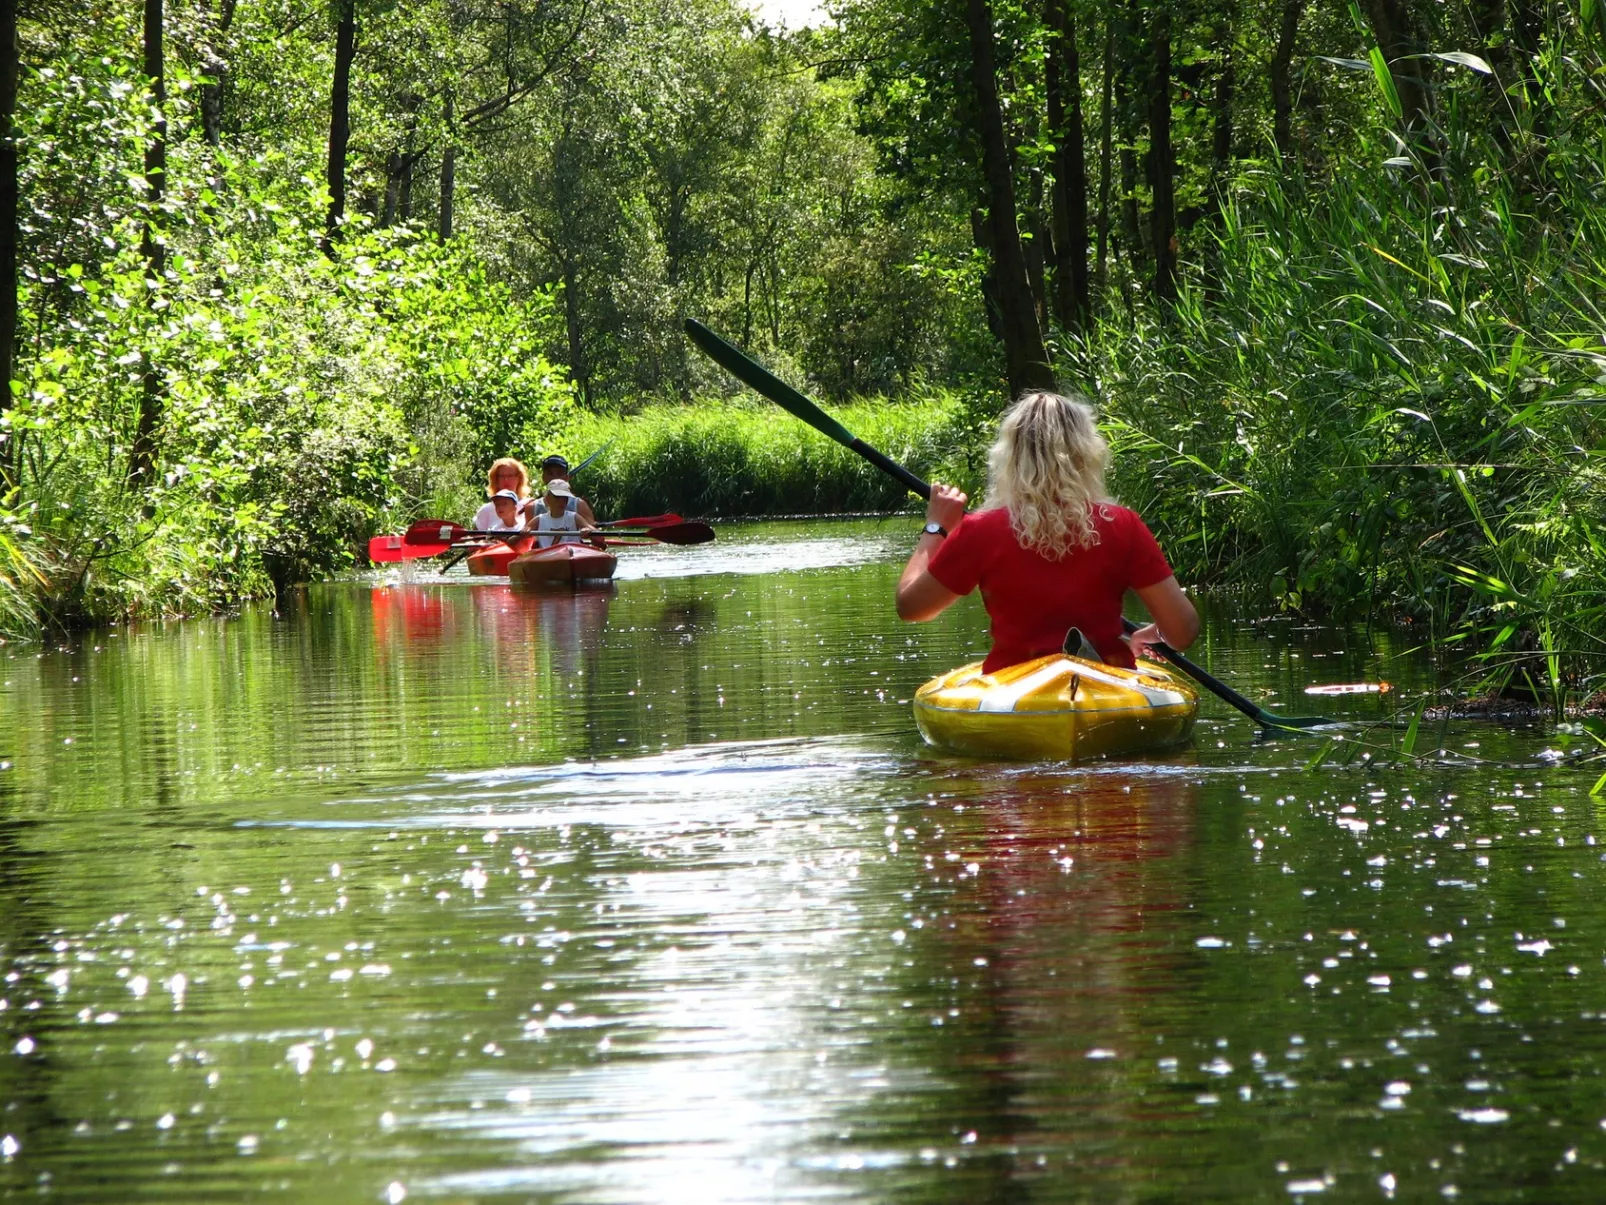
[5,48,571,632]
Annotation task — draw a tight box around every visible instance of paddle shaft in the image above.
[405,520,712,547]
[685,318,1326,731]
[569,443,610,477]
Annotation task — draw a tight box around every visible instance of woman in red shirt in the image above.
[896,391,1199,671]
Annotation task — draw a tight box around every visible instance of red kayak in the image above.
[508,543,618,589]
[465,533,536,576]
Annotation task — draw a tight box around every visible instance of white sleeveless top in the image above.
[536,505,582,548]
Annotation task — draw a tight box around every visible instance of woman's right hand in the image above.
[926,483,968,532]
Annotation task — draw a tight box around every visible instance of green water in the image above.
[2,519,1605,1202]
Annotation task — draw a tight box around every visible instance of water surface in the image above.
[3,518,1604,1202]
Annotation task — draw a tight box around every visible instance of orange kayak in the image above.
[508,543,618,589]
[465,534,536,576]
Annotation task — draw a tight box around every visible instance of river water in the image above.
[2,519,1604,1202]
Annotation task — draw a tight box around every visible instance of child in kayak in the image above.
[895,391,1199,670]
[534,480,598,548]
[484,489,527,533]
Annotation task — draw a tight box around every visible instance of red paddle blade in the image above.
[369,534,450,563]
[404,519,472,546]
[603,513,684,528]
[609,521,713,545]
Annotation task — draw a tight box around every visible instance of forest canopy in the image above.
[3,0,1604,701]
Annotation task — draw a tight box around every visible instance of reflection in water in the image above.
[2,520,1603,1203]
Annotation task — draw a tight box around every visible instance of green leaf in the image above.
[1429,51,1494,75]
[1370,47,1404,118]
[1400,699,1425,758]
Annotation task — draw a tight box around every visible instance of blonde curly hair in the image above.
[985,391,1112,559]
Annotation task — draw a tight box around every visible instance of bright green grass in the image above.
[553,393,984,517]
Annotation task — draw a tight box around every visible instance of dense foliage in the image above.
[4,0,1604,706]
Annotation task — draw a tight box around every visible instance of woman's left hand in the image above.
[1126,623,1166,662]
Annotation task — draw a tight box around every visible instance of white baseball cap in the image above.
[545,479,574,497]
[491,489,520,502]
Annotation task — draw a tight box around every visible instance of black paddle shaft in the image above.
[853,439,931,500]
[1118,618,1320,728]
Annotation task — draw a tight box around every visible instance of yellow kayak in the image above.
[913,653,1200,761]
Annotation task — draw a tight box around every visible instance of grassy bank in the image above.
[553,394,983,517]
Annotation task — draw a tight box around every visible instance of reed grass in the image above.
[1087,52,1606,710]
[552,393,983,517]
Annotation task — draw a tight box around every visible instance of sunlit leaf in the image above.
[1369,47,1404,118]
[1428,51,1494,74]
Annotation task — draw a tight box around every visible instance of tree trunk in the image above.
[970,204,1005,345]
[439,90,456,240]
[1359,0,1432,138]
[1095,11,1114,295]
[399,153,413,222]
[1209,15,1234,194]
[381,152,401,226]
[199,0,237,149]
[964,0,1054,398]
[321,0,357,257]
[1116,0,1144,288]
[1024,169,1049,332]
[1,0,16,487]
[396,95,418,224]
[1046,0,1091,332]
[1146,7,1176,303]
[129,0,167,484]
[665,184,687,288]
[1270,0,1303,160]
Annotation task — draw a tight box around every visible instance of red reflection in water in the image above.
[370,584,448,642]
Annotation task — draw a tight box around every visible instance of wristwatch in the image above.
[923,521,947,538]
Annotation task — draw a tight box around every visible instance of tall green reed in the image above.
[1088,52,1606,711]
[548,393,984,518]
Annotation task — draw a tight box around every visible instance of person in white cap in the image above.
[485,489,526,532]
[534,479,597,548]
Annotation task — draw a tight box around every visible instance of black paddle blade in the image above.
[685,320,857,446]
[1258,712,1330,730]
[684,319,932,500]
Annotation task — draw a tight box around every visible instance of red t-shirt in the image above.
[927,505,1174,673]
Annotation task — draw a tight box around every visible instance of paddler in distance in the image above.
[474,458,536,530]
[895,391,1199,669]
[532,454,597,526]
[533,479,599,548]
